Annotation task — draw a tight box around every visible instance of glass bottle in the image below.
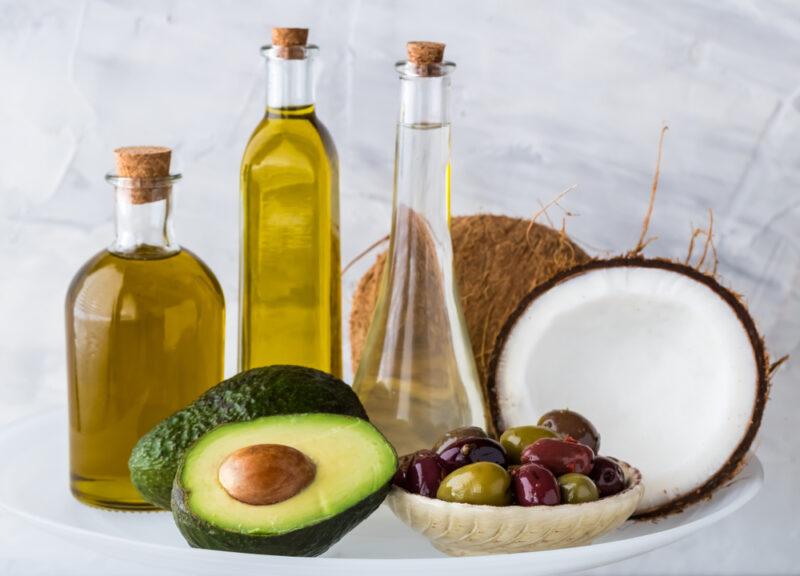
[66,147,225,510]
[352,42,488,455]
[239,27,341,375]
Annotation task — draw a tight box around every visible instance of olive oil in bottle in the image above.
[66,147,225,510]
[352,43,488,455]
[239,27,341,375]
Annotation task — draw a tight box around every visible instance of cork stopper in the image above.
[114,146,171,178]
[406,41,444,76]
[113,146,173,204]
[272,28,308,47]
[271,27,308,59]
[407,41,445,65]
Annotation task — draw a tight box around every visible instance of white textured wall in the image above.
[1,0,798,573]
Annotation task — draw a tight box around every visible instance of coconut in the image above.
[487,128,777,518]
[349,214,590,385]
[487,256,770,518]
[351,132,777,518]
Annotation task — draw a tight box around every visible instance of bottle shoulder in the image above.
[66,249,225,310]
[242,111,338,168]
[66,249,111,300]
[312,115,338,163]
[178,247,226,302]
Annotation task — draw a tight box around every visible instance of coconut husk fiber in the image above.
[349,214,590,386]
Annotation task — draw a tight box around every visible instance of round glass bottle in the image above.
[65,147,225,510]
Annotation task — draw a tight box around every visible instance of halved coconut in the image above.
[487,257,768,518]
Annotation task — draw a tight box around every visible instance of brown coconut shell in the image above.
[486,256,771,519]
[349,214,590,386]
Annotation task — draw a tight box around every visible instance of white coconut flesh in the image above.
[490,261,765,516]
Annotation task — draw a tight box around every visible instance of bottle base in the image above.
[70,475,161,512]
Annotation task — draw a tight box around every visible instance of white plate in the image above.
[0,410,762,575]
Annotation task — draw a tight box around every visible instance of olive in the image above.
[406,450,447,498]
[510,463,560,506]
[393,453,413,489]
[500,426,559,464]
[538,409,600,453]
[436,462,512,506]
[520,438,594,476]
[590,456,626,497]
[432,426,489,452]
[437,437,508,472]
[558,473,599,504]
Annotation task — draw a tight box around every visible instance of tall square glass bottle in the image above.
[239,28,341,375]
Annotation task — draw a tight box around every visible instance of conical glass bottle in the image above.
[66,147,225,509]
[352,42,488,455]
[239,27,341,375]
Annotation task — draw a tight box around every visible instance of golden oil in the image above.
[238,31,341,375]
[65,147,225,510]
[67,250,224,509]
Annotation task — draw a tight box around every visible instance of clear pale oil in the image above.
[353,122,487,456]
[353,232,484,455]
[66,248,225,510]
[239,105,341,375]
[355,376,478,455]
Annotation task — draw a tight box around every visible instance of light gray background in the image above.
[1,0,798,574]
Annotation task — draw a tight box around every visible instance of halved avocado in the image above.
[131,365,369,510]
[171,413,397,556]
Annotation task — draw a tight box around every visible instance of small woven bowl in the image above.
[386,460,643,556]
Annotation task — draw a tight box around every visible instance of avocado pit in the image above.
[218,443,316,506]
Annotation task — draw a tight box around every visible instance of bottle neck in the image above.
[263,46,317,112]
[392,64,455,236]
[107,176,179,258]
[398,71,452,126]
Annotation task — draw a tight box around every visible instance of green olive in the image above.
[436,462,512,506]
[499,425,558,463]
[558,473,599,504]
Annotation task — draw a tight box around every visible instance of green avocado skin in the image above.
[171,477,391,556]
[128,365,369,510]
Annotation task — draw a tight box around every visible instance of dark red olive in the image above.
[437,436,508,472]
[538,409,600,453]
[406,450,447,497]
[590,456,625,497]
[520,438,594,476]
[393,453,413,489]
[511,463,560,506]
[432,426,489,452]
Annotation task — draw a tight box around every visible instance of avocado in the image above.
[129,365,369,509]
[172,413,397,556]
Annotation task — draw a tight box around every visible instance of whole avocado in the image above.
[128,365,369,509]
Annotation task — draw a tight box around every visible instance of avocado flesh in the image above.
[172,413,397,556]
[129,365,369,510]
